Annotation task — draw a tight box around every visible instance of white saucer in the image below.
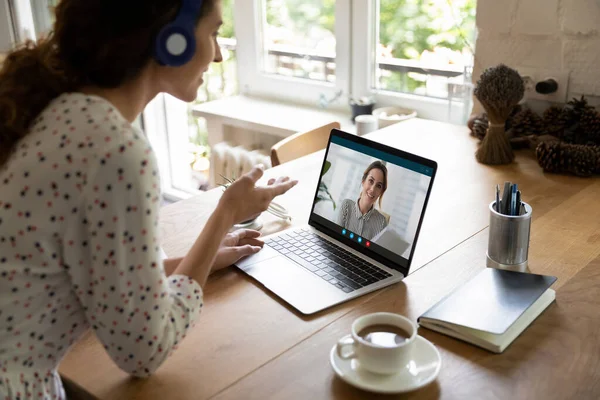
[330,335,441,394]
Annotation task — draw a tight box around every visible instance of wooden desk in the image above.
[59,118,600,399]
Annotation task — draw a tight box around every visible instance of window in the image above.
[239,0,475,120]
[6,0,40,43]
[18,0,478,201]
[196,0,238,104]
[161,0,239,196]
[376,0,476,100]
[263,0,336,83]
[352,0,476,123]
[31,0,57,35]
[185,0,238,193]
[374,0,475,98]
[236,0,350,107]
[0,1,15,53]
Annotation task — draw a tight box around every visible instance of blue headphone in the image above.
[154,0,204,67]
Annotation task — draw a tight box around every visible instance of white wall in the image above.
[473,0,600,111]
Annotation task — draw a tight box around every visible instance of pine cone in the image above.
[504,104,523,132]
[561,96,596,144]
[543,105,565,137]
[579,107,600,145]
[536,141,600,177]
[568,96,594,113]
[511,108,544,137]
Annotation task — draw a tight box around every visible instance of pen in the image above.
[510,184,518,216]
[501,182,511,215]
[515,190,521,216]
[495,184,500,213]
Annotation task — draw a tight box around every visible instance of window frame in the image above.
[6,0,38,43]
[235,0,351,110]
[351,0,473,124]
[29,0,53,38]
[0,0,16,53]
[143,95,197,201]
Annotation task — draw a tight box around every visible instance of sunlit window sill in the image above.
[191,95,357,147]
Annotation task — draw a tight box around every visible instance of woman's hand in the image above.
[211,229,264,272]
[219,165,297,225]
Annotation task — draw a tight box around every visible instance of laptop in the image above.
[235,129,437,314]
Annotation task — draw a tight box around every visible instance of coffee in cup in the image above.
[337,312,417,374]
[357,324,412,347]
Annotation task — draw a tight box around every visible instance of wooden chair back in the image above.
[270,122,341,167]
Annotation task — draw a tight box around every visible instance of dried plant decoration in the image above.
[474,64,525,165]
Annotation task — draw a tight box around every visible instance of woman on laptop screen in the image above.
[336,161,389,240]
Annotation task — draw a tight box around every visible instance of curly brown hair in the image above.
[0,0,215,168]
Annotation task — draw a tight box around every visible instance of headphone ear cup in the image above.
[154,23,196,67]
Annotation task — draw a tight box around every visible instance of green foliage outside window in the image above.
[379,0,476,94]
[266,0,335,35]
[265,0,476,95]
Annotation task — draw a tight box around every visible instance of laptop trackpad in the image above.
[235,245,280,269]
[241,256,344,315]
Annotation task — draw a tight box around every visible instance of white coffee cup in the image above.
[355,114,379,136]
[336,312,417,374]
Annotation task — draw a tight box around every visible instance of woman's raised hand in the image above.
[219,165,298,225]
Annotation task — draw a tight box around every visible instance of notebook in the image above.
[417,268,557,353]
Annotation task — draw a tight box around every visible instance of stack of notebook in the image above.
[418,268,557,353]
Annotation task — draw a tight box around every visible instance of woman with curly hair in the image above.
[0,1,296,398]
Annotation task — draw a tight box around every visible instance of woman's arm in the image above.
[164,257,183,276]
[170,206,234,287]
[170,169,296,287]
[65,135,206,377]
[67,135,294,377]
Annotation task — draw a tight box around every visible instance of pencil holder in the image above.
[486,201,532,273]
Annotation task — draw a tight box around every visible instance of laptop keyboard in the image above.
[264,228,392,293]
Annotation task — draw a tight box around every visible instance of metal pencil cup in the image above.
[486,201,532,273]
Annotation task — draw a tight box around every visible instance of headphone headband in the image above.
[179,0,202,19]
[154,0,204,67]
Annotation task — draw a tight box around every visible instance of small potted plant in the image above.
[315,161,336,210]
[349,96,376,122]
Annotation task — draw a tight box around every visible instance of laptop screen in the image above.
[309,130,436,277]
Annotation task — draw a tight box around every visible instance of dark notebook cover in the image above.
[418,268,557,335]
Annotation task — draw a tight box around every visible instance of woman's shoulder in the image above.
[39,93,134,135]
[340,198,354,208]
[35,92,150,154]
[29,92,156,176]
[339,198,355,214]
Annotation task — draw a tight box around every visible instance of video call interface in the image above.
[311,135,434,268]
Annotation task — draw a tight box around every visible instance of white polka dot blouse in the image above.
[0,93,203,400]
